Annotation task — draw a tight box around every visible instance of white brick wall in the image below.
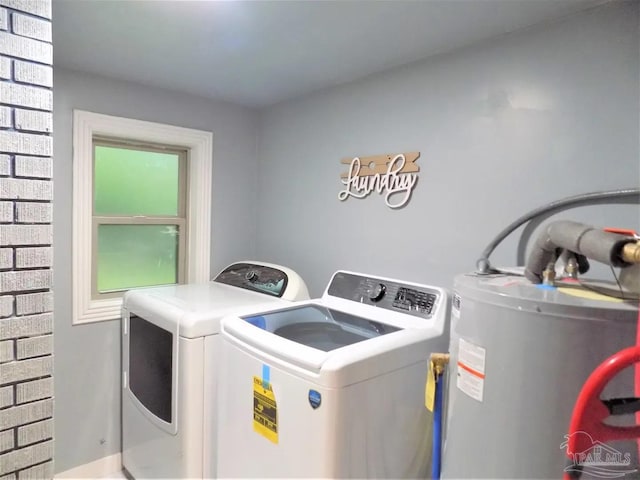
[15,203,50,223]
[0,338,13,362]
[0,313,52,339]
[0,225,51,245]
[0,248,12,269]
[16,334,51,359]
[17,461,53,480]
[0,1,51,19]
[15,247,51,268]
[0,429,14,453]
[0,31,51,64]
[14,156,51,178]
[0,106,10,128]
[0,57,10,80]
[17,418,52,446]
[14,110,51,133]
[0,385,13,408]
[13,61,51,88]
[0,296,13,317]
[11,13,50,42]
[0,178,52,200]
[15,377,51,404]
[0,155,10,175]
[0,440,53,476]
[0,202,13,222]
[0,2,52,475]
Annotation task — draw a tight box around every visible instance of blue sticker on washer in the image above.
[308,389,321,409]
[262,364,270,389]
[245,315,267,329]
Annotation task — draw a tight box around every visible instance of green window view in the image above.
[97,225,179,292]
[94,146,180,216]
[93,142,186,295]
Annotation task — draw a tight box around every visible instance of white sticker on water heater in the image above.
[456,338,486,402]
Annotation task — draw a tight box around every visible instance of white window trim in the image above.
[72,110,212,324]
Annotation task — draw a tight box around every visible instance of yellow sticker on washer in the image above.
[425,360,436,412]
[253,376,278,444]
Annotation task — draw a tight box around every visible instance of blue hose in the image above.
[432,371,444,479]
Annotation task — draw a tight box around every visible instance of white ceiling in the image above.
[52,0,608,108]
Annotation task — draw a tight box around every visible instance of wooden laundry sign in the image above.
[338,152,420,209]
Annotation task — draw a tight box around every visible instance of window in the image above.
[73,111,212,324]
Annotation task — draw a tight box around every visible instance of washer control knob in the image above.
[368,283,386,302]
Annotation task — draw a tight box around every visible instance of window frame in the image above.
[73,110,212,324]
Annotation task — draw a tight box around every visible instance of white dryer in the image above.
[216,271,449,478]
[121,261,309,479]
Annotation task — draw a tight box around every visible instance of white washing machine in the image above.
[216,270,450,478]
[121,261,309,479]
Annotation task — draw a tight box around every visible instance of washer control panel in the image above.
[327,271,440,319]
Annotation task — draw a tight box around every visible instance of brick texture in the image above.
[16,334,51,359]
[15,377,51,404]
[15,292,50,315]
[17,461,53,479]
[17,418,52,446]
[0,57,9,80]
[0,248,12,269]
[0,1,52,19]
[0,399,52,431]
[0,225,51,245]
[0,178,52,200]
[11,13,51,42]
[0,385,12,408]
[0,31,51,65]
[0,339,12,362]
[1,2,53,476]
[15,203,50,224]
[0,155,9,176]
[0,440,53,476]
[0,106,10,128]
[0,429,14,453]
[0,356,52,384]
[0,203,13,222]
[14,156,51,178]
[0,313,52,340]
[13,61,51,88]
[0,296,13,317]
[15,247,51,268]
[14,110,51,133]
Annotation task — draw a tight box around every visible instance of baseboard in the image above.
[55,453,122,479]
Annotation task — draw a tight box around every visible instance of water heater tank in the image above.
[441,273,638,478]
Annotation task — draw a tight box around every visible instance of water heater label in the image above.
[456,338,486,402]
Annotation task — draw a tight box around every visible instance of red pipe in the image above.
[564,345,640,480]
[636,307,640,459]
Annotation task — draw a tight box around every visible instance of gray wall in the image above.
[52,69,259,472]
[255,1,640,296]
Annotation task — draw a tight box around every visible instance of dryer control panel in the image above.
[214,263,288,297]
[327,271,440,319]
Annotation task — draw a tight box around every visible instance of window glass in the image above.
[94,145,180,216]
[97,224,179,292]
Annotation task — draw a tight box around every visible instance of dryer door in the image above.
[123,306,179,435]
